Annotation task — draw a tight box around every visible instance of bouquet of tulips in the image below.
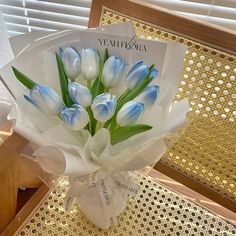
[1,23,189,229]
[12,48,159,145]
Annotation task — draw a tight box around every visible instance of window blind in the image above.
[1,0,236,38]
[0,0,92,37]
[144,0,236,31]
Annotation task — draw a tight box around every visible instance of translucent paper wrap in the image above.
[0,23,189,229]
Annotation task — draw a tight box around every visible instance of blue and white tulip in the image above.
[102,56,125,88]
[68,81,92,107]
[136,85,160,108]
[58,47,80,80]
[24,85,63,115]
[60,104,89,131]
[81,48,100,81]
[116,101,144,126]
[126,61,149,90]
[91,93,117,123]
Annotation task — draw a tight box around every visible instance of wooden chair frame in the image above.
[1,0,236,234]
[89,0,236,55]
[89,0,236,213]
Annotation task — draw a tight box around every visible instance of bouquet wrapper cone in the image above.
[0,23,189,229]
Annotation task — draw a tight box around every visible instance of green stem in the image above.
[87,80,92,90]
[86,107,95,134]
[95,121,104,132]
[117,89,130,102]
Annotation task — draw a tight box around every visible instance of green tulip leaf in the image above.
[117,76,153,111]
[55,52,73,107]
[91,78,100,99]
[12,66,36,90]
[91,54,103,98]
[110,124,152,145]
[103,48,109,62]
[91,48,109,99]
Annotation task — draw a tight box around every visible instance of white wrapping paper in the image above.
[0,23,189,229]
[0,10,15,126]
[0,10,14,68]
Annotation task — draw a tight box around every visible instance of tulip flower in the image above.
[24,85,63,115]
[136,85,160,108]
[60,104,89,131]
[91,93,117,123]
[68,81,92,107]
[116,101,144,126]
[58,47,80,80]
[102,56,125,88]
[126,61,149,90]
[81,48,100,81]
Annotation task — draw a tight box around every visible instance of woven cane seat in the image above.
[99,9,236,202]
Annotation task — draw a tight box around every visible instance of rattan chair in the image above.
[1,1,236,235]
[89,0,236,212]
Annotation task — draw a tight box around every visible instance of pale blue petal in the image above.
[126,64,149,89]
[127,60,144,77]
[117,101,144,126]
[24,95,39,109]
[150,68,159,80]
[91,93,117,122]
[58,47,63,58]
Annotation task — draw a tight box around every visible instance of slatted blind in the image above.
[144,0,236,31]
[0,0,236,38]
[0,0,92,37]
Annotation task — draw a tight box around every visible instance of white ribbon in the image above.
[64,170,140,229]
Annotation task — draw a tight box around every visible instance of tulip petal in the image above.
[24,94,39,109]
[94,103,109,122]
[127,60,144,77]
[150,68,159,80]
[126,63,149,90]
[27,85,63,115]
[116,101,144,126]
[61,104,89,131]
[91,93,117,123]
[136,85,160,108]
[69,81,92,107]
[59,47,81,80]
[102,56,125,88]
[81,48,99,81]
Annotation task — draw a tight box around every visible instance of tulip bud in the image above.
[24,85,63,115]
[81,48,100,81]
[136,85,160,108]
[60,104,89,131]
[126,61,149,90]
[91,93,117,123]
[116,101,144,126]
[102,56,125,88]
[68,81,92,107]
[58,47,80,80]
